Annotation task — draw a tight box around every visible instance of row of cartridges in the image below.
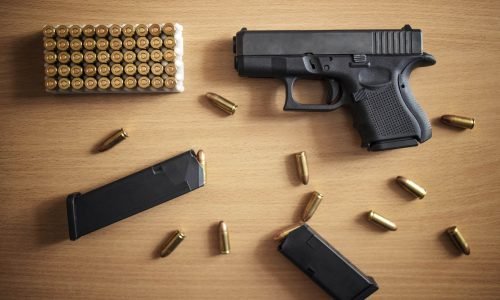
[42,23,183,92]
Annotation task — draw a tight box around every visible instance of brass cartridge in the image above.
[123,51,136,63]
[71,77,84,90]
[109,38,122,50]
[135,24,148,36]
[441,115,475,129]
[83,51,97,64]
[165,63,176,76]
[165,77,176,89]
[162,23,175,35]
[137,63,150,76]
[367,210,397,231]
[84,64,97,77]
[58,78,71,90]
[219,221,230,254]
[160,230,186,257]
[95,25,108,38]
[137,50,149,62]
[447,226,471,255]
[56,25,69,38]
[110,51,123,63]
[83,38,96,50]
[97,51,110,63]
[295,151,309,185]
[98,64,110,76]
[124,76,137,89]
[56,39,69,51]
[302,191,323,222]
[164,50,175,62]
[70,39,83,51]
[150,37,163,49]
[43,25,56,38]
[164,37,176,49]
[98,77,111,90]
[58,65,70,77]
[98,128,128,151]
[45,78,57,90]
[123,37,136,50]
[82,25,95,37]
[396,176,426,199]
[70,65,83,77]
[196,149,206,183]
[111,77,124,89]
[150,63,163,76]
[109,24,121,37]
[43,38,56,51]
[84,77,98,90]
[151,77,164,89]
[122,24,134,37]
[45,65,58,77]
[136,37,149,49]
[96,38,109,51]
[149,24,162,36]
[44,51,57,64]
[274,223,303,241]
[69,25,82,38]
[124,63,137,76]
[138,77,151,89]
[205,92,237,115]
[111,63,124,76]
[150,49,163,62]
[57,51,71,64]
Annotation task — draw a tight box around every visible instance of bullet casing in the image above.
[111,77,124,89]
[58,78,70,90]
[165,77,176,89]
[83,38,96,50]
[45,78,57,90]
[149,24,161,36]
[160,230,186,257]
[58,65,70,77]
[109,38,122,50]
[150,37,163,49]
[98,128,128,152]
[84,51,96,63]
[137,63,150,76]
[124,77,137,89]
[43,25,56,38]
[164,50,175,62]
[71,51,83,64]
[70,65,83,77]
[45,65,58,77]
[150,49,163,62]
[44,38,56,51]
[85,77,98,90]
[82,25,95,37]
[70,39,83,51]
[98,64,110,76]
[69,25,82,38]
[137,50,150,62]
[441,115,475,129]
[98,77,111,90]
[164,37,176,48]
[136,37,149,49]
[151,63,163,75]
[84,64,97,76]
[44,52,57,64]
[122,24,134,37]
[71,78,84,90]
[109,24,121,37]
[58,51,70,64]
[205,92,237,115]
[138,77,151,89]
[111,64,124,76]
[56,25,69,38]
[447,226,471,255]
[151,77,164,89]
[56,39,69,51]
[396,176,426,199]
[295,151,309,185]
[367,210,397,231]
[135,24,148,36]
[95,25,108,37]
[219,221,231,254]
[302,191,323,222]
[196,149,206,184]
[110,51,123,63]
[274,223,303,241]
[163,23,175,35]
[165,63,176,76]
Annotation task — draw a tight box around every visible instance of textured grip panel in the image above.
[352,83,421,150]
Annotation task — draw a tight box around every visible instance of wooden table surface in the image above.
[1,0,499,299]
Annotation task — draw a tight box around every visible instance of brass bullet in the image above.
[84,51,97,64]
[295,151,309,185]
[71,78,84,90]
[56,25,69,38]
[71,51,83,64]
[70,39,83,51]
[45,78,57,90]
[69,25,82,38]
[219,221,230,254]
[111,63,124,76]
[98,64,110,76]
[58,78,71,90]
[83,38,96,50]
[124,77,137,89]
[138,76,151,89]
[164,37,176,49]
[150,37,163,49]
[162,23,175,35]
[122,24,134,37]
[58,64,70,77]
[136,36,149,49]
[163,50,175,62]
[56,39,69,51]
[97,51,110,64]
[273,223,303,241]
[302,191,323,222]
[205,92,237,115]
[84,64,97,77]
[45,65,58,77]
[109,24,121,37]
[447,226,471,255]
[150,49,163,62]
[98,77,111,90]
[137,63,150,76]
[165,77,176,89]
[84,77,98,90]
[396,176,426,199]
[123,37,136,50]
[137,50,150,62]
[441,115,475,129]
[149,24,162,36]
[109,38,122,50]
[367,210,397,231]
[151,77,164,89]
[160,230,186,257]
[96,38,109,51]
[98,128,128,152]
[44,51,57,64]
[70,65,83,77]
[43,38,56,51]
[111,77,124,89]
[42,25,56,38]
[124,63,137,76]
[196,149,206,183]
[57,51,71,64]
[95,25,108,38]
[110,51,123,63]
[151,63,163,76]
[135,24,148,36]
[82,25,95,37]
[165,63,176,76]
[123,50,136,63]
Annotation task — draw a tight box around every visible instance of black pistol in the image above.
[233,25,436,151]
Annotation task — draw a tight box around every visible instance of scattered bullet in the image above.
[295,151,309,185]
[396,176,426,199]
[197,150,206,184]
[160,230,186,257]
[441,115,475,129]
[302,191,323,222]
[447,226,470,255]
[219,221,231,254]
[98,128,128,152]
[367,210,397,231]
[273,223,303,241]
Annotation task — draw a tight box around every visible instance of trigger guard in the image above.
[283,77,345,112]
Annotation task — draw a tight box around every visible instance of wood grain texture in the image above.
[0,0,499,299]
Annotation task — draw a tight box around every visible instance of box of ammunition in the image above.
[42,23,184,93]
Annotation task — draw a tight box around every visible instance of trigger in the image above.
[326,79,342,104]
